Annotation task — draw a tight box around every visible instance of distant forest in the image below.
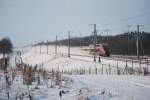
[37,32,150,56]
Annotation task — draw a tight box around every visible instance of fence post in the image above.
[62,70,63,74]
[109,64,111,75]
[89,67,91,75]
[117,60,120,75]
[106,68,108,75]
[147,57,149,72]
[95,67,97,75]
[77,69,78,75]
[139,58,142,73]
[101,64,103,74]
[84,67,86,74]
[71,69,73,75]
[126,60,128,74]
[132,58,133,73]
[123,60,128,75]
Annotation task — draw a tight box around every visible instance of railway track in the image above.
[68,53,150,65]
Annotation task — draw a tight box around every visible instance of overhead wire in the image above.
[98,11,150,27]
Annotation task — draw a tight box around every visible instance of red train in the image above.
[89,43,110,57]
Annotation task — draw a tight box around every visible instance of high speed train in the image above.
[89,43,110,57]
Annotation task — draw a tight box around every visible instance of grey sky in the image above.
[0,0,150,46]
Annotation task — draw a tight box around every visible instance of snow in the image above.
[1,74,150,100]
[22,45,149,69]
[21,45,149,75]
[0,45,150,100]
[67,75,150,100]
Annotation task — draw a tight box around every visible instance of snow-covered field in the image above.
[66,75,150,100]
[18,45,150,100]
[22,45,149,73]
[0,45,150,100]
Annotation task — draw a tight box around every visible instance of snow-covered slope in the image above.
[18,45,150,100]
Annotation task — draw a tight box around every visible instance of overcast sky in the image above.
[0,0,150,46]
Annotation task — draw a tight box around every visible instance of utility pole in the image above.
[127,25,131,55]
[40,44,41,54]
[105,29,110,42]
[68,31,71,58]
[34,45,36,53]
[80,33,82,47]
[94,24,97,62]
[136,25,143,59]
[55,35,57,56]
[99,29,110,42]
[90,24,97,62]
[46,41,49,54]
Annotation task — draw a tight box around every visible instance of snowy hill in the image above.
[1,45,149,100]
[15,45,150,100]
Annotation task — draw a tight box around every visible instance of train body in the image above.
[89,43,110,57]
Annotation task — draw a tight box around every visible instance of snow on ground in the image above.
[1,73,150,100]
[32,75,150,100]
[11,45,149,100]
[66,75,150,100]
[22,45,149,73]
[22,48,55,66]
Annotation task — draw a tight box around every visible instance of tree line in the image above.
[39,32,150,56]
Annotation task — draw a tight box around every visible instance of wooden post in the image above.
[40,44,41,54]
[147,57,149,72]
[98,56,101,62]
[124,60,128,75]
[68,31,71,58]
[102,64,103,74]
[89,67,91,75]
[106,68,108,75]
[55,36,57,56]
[46,44,48,54]
[84,67,85,74]
[95,67,97,74]
[139,58,142,73]
[132,58,133,73]
[117,60,119,75]
[109,64,111,75]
